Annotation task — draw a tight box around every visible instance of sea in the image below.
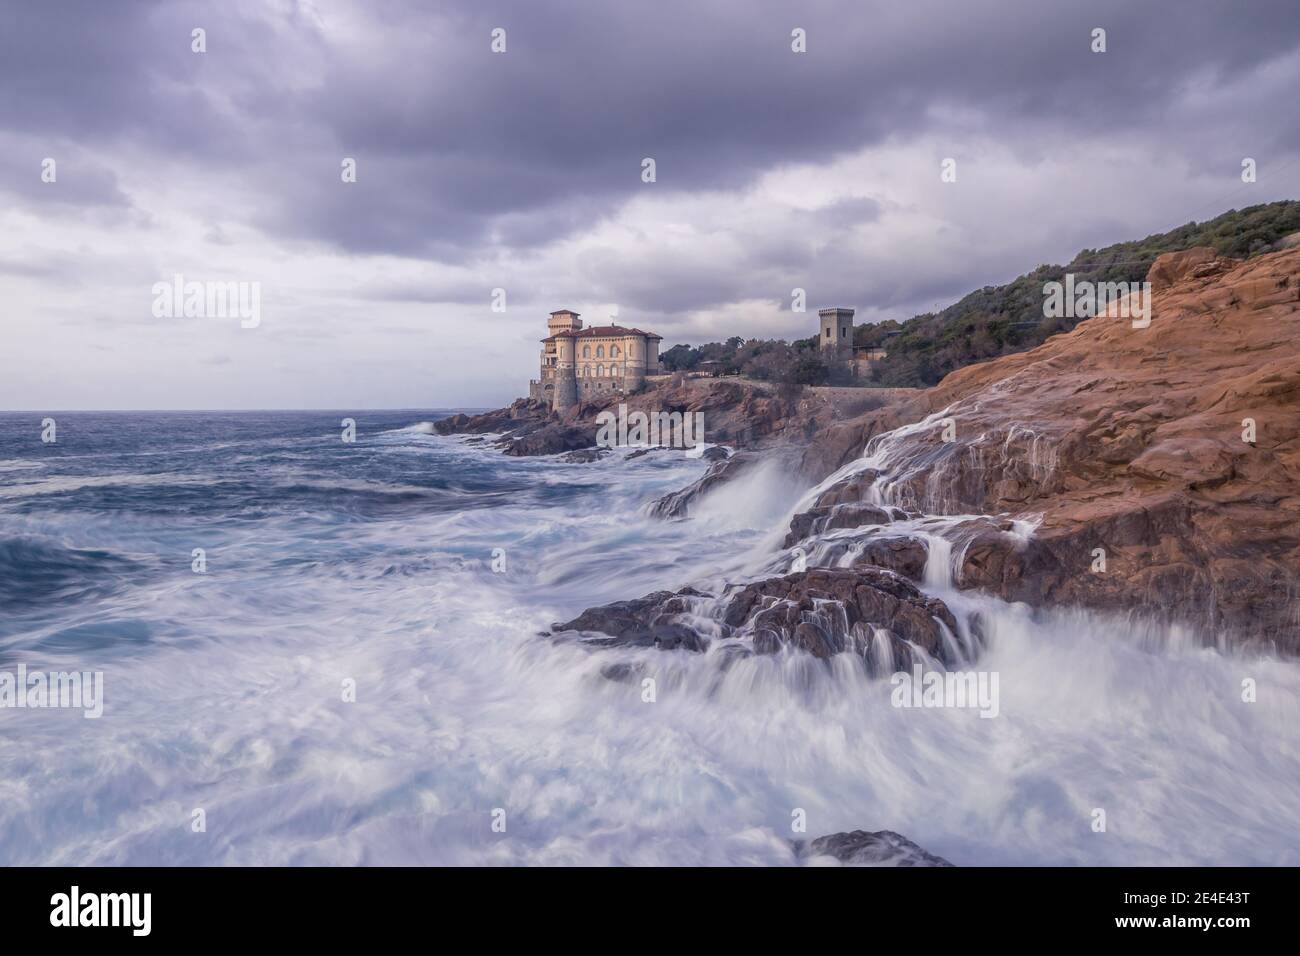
[1,409,1297,865]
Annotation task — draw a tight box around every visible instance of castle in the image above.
[529,310,663,411]
[528,306,884,410]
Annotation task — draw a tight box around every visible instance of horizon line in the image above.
[0,406,499,414]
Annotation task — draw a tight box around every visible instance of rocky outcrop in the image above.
[788,246,1300,650]
[649,449,748,518]
[725,568,969,664]
[783,500,904,548]
[502,422,594,457]
[550,587,710,652]
[552,567,979,673]
[433,398,549,437]
[435,379,849,459]
[794,830,953,867]
[560,447,612,463]
[434,399,596,456]
[848,535,931,581]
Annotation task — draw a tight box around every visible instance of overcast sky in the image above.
[3,0,1299,410]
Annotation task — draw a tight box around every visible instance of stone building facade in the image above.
[529,309,663,412]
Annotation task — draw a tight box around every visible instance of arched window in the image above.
[611,345,620,358]
[583,345,591,358]
[596,345,605,358]
[597,364,605,377]
[610,364,620,377]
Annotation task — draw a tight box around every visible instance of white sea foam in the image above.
[1,420,1297,866]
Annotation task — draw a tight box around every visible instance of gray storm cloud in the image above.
[2,0,1298,407]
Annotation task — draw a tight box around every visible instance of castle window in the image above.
[597,364,605,377]
[611,345,620,358]
[611,364,619,376]
[583,345,591,358]
[596,345,605,358]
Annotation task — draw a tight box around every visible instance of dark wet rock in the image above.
[723,568,964,666]
[598,662,645,684]
[649,452,755,519]
[783,501,901,548]
[504,423,594,457]
[849,535,930,581]
[561,447,611,463]
[552,568,974,673]
[552,588,711,651]
[433,400,596,456]
[434,399,553,437]
[624,445,670,460]
[435,413,471,433]
[794,830,953,867]
[554,590,677,646]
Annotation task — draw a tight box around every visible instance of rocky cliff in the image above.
[790,245,1300,651]
[448,245,1300,654]
[434,377,834,456]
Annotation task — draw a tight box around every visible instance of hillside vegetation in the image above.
[661,201,1300,387]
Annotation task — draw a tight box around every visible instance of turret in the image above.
[624,337,646,392]
[547,309,583,335]
[553,335,579,412]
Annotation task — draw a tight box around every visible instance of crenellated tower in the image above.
[819,307,855,351]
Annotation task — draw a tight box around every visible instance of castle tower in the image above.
[547,309,582,335]
[623,335,646,392]
[552,334,579,412]
[818,307,855,351]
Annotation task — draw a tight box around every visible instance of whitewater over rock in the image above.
[551,566,981,676]
[794,830,954,867]
[788,245,1300,652]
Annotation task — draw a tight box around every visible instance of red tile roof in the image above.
[544,324,662,341]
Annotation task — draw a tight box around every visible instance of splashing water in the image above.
[0,410,1297,865]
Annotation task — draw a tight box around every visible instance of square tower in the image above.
[547,309,583,335]
[818,307,855,350]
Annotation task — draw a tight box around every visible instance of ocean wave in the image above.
[0,534,140,612]
[2,410,1298,866]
